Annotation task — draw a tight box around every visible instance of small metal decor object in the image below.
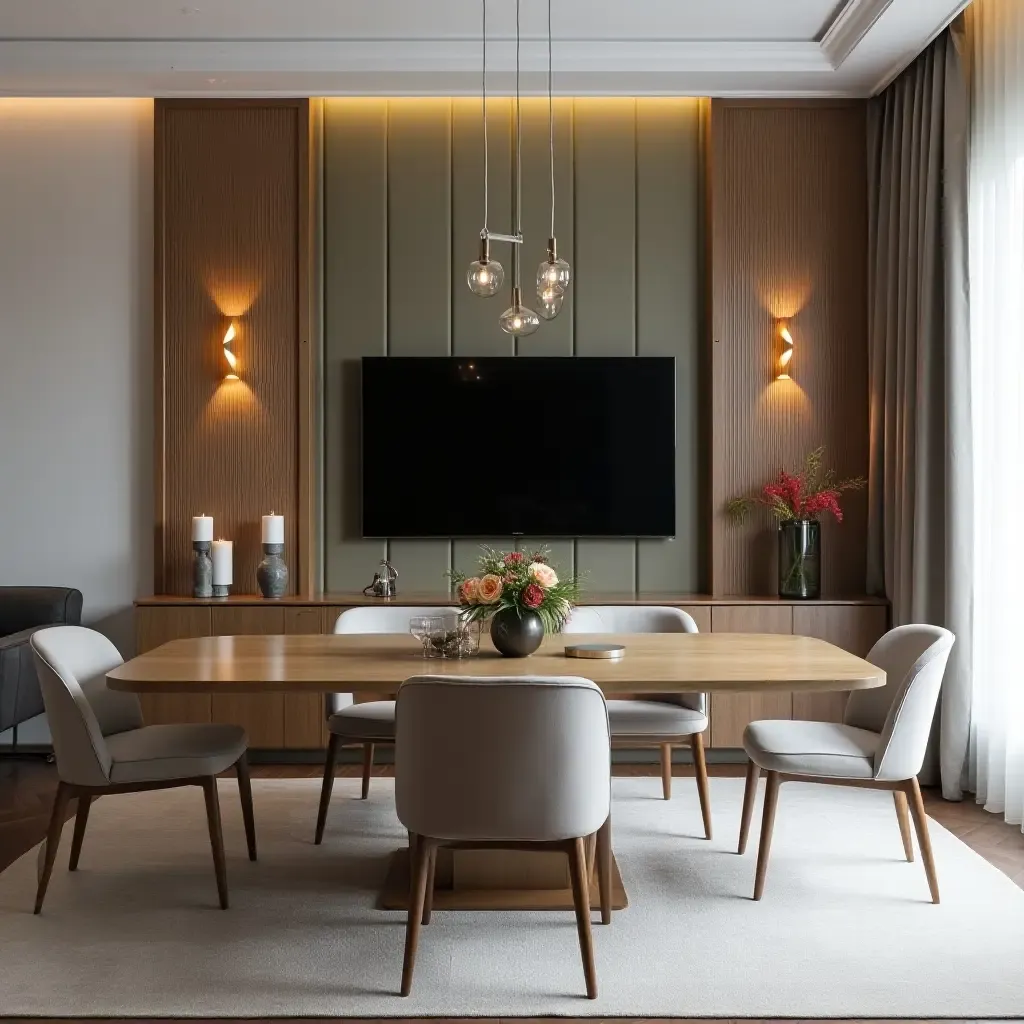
[565,643,626,661]
[363,558,398,599]
[192,541,213,599]
[256,544,289,599]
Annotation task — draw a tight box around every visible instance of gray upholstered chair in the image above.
[738,623,955,903]
[314,605,459,844]
[563,606,711,838]
[30,626,255,913]
[395,674,612,999]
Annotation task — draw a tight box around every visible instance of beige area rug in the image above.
[1,777,1023,1018]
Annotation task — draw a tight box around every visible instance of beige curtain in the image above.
[866,20,973,800]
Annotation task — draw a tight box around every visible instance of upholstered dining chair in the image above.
[738,623,955,903]
[395,674,612,998]
[563,605,711,838]
[30,625,255,913]
[314,605,459,844]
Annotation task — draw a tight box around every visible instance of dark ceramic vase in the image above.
[490,606,545,657]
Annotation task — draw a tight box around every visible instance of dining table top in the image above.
[106,631,886,695]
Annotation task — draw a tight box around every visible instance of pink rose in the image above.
[459,577,481,604]
[522,583,544,609]
[529,562,558,588]
[477,574,504,604]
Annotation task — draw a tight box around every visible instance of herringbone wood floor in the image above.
[2,756,1022,1024]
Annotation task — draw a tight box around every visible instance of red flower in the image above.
[522,583,544,609]
[505,551,524,565]
[803,489,844,522]
[763,471,805,516]
[529,552,547,563]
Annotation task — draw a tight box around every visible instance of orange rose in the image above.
[529,562,558,588]
[459,577,481,604]
[477,573,504,604]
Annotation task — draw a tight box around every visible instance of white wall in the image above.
[0,98,154,743]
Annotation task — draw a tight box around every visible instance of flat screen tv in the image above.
[361,356,676,538]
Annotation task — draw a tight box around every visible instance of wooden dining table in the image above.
[107,630,885,912]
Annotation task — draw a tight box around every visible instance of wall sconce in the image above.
[222,322,239,380]
[776,321,794,380]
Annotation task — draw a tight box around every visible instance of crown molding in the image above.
[820,0,896,70]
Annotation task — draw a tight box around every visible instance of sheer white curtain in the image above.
[967,0,1024,828]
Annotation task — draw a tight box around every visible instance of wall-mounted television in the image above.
[361,356,676,538]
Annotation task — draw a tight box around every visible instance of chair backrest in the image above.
[327,605,460,714]
[396,675,610,842]
[844,624,955,781]
[30,625,143,787]
[563,605,704,713]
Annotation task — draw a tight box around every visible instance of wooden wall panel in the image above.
[135,606,212,724]
[709,101,869,597]
[155,100,309,597]
[792,604,888,723]
[710,604,793,747]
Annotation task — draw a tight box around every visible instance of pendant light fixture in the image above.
[466,0,505,297]
[535,0,570,312]
[499,0,540,337]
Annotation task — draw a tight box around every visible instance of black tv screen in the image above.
[361,356,676,538]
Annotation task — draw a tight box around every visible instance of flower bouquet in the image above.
[726,447,865,598]
[449,547,582,657]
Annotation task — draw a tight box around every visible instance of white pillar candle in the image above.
[212,540,233,585]
[261,513,285,545]
[192,515,213,543]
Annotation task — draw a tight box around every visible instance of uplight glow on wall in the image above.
[222,322,239,379]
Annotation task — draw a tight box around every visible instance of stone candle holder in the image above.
[257,543,288,599]
[193,541,213,598]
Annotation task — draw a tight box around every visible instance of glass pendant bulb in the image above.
[537,285,563,320]
[536,236,571,297]
[499,287,541,337]
[467,237,504,297]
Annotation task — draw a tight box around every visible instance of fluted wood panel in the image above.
[323,98,703,596]
[155,100,307,597]
[710,101,869,596]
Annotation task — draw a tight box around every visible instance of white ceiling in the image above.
[0,0,972,98]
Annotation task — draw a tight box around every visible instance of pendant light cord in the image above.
[482,0,489,236]
[513,0,523,288]
[548,0,555,238]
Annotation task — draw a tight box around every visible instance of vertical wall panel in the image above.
[386,100,454,590]
[636,98,703,594]
[573,99,638,593]
[156,101,306,596]
[323,99,389,591]
[710,102,869,596]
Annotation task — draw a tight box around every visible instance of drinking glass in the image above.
[409,615,441,656]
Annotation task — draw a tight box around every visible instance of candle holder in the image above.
[193,541,213,598]
[257,543,289,599]
[213,583,230,598]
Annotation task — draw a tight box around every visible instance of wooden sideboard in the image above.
[134,594,888,752]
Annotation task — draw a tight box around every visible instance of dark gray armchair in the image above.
[0,588,83,747]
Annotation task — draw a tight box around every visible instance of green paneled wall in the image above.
[323,97,702,595]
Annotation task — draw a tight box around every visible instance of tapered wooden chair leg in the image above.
[660,742,672,800]
[361,742,375,799]
[905,777,940,903]
[738,759,761,854]
[568,836,598,999]
[596,816,612,924]
[691,732,713,840]
[35,782,71,913]
[401,836,433,996]
[69,794,92,871]
[201,777,229,910]
[421,843,437,925]
[585,832,597,880]
[314,733,340,845]
[893,789,914,862]
[235,752,257,861]
[752,770,780,901]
